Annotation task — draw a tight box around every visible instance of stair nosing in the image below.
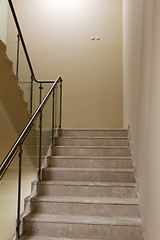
[24,213,141,226]
[47,156,132,160]
[55,136,129,139]
[59,128,128,131]
[52,146,130,149]
[19,236,96,240]
[23,145,49,148]
[37,180,136,187]
[31,196,139,205]
[43,167,134,172]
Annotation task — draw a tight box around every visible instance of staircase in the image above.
[0,40,31,134]
[19,128,143,240]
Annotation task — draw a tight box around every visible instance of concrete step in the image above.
[18,128,143,240]
[19,235,97,240]
[55,137,129,146]
[30,195,140,217]
[58,129,128,137]
[51,146,131,157]
[23,213,142,239]
[42,167,135,182]
[47,156,133,168]
[37,181,137,198]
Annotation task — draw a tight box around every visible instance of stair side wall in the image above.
[0,40,31,161]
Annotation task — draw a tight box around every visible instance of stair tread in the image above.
[31,195,138,205]
[19,236,52,240]
[47,156,132,160]
[19,235,103,240]
[23,145,49,148]
[52,146,130,149]
[43,167,134,172]
[55,136,129,139]
[38,180,136,187]
[24,213,141,226]
[59,128,128,131]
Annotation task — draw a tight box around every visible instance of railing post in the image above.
[54,85,57,129]
[16,33,20,77]
[59,79,62,129]
[30,75,34,114]
[16,143,23,239]
[52,90,55,141]
[38,83,43,181]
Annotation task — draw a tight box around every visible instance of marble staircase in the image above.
[19,128,143,240]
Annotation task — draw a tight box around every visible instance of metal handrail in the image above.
[0,75,62,180]
[8,0,55,84]
[1,2,63,237]
[8,0,34,78]
[8,0,58,113]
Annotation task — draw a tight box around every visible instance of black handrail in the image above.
[0,75,62,180]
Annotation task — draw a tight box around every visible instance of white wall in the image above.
[11,0,123,128]
[123,0,160,239]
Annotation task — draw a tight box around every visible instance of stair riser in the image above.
[47,158,133,168]
[58,130,128,137]
[30,201,140,217]
[51,148,131,157]
[55,138,129,146]
[23,222,142,240]
[37,184,137,198]
[42,170,134,182]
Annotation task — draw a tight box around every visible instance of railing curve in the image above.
[0,75,62,180]
[0,75,63,238]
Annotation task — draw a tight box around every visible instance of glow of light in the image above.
[53,0,80,10]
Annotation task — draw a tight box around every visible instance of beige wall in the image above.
[123,0,160,239]
[6,8,34,112]
[0,0,8,43]
[12,0,123,128]
[0,39,31,163]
